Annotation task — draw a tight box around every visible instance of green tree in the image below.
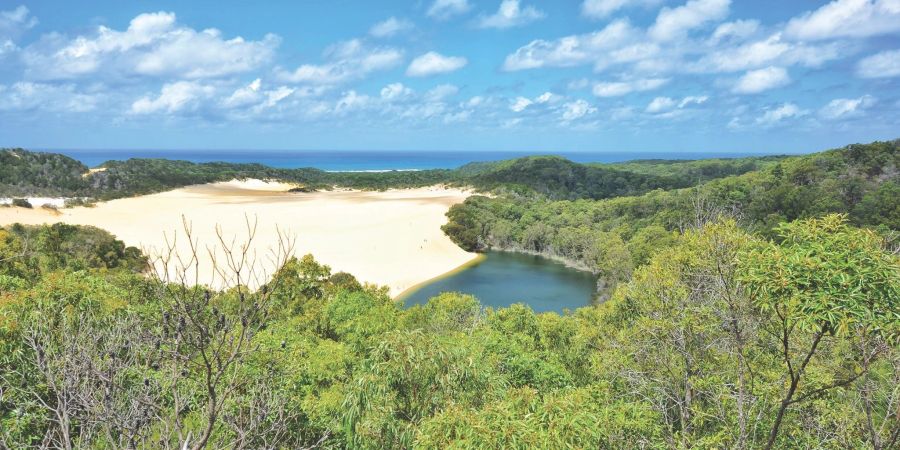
[740,214,900,449]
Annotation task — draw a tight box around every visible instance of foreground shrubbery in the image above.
[0,215,897,449]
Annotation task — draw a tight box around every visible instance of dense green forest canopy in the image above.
[442,140,899,296]
[601,154,788,185]
[1,214,897,448]
[0,149,91,197]
[1,147,794,201]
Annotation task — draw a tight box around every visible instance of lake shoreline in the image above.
[401,250,599,313]
[395,253,487,302]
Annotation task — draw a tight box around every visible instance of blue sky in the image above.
[0,0,898,153]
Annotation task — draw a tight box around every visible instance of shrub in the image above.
[11,198,32,208]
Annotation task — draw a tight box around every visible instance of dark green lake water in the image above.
[400,251,597,313]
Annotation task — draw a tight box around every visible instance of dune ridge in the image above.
[0,179,477,297]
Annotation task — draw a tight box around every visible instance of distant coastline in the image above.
[44,149,794,171]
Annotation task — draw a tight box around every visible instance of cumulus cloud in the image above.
[785,0,900,40]
[645,96,676,113]
[427,0,471,20]
[502,19,637,71]
[130,81,215,114]
[477,0,544,29]
[276,39,403,84]
[0,39,16,57]
[646,95,708,114]
[509,91,557,111]
[424,84,459,101]
[648,0,731,41]
[22,11,278,80]
[818,95,876,119]
[709,20,759,43]
[510,97,533,112]
[0,5,37,39]
[380,82,414,101]
[0,82,100,112]
[856,49,900,78]
[406,51,467,76]
[679,95,708,107]
[369,17,413,38]
[221,78,295,111]
[755,102,806,126]
[696,33,841,73]
[334,90,372,114]
[581,0,659,19]
[592,78,668,97]
[561,99,597,121]
[732,66,790,94]
[503,0,856,80]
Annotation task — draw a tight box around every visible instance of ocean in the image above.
[49,149,787,171]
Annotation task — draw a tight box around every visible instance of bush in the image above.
[64,197,97,208]
[11,198,32,208]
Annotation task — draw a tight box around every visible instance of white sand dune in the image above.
[0,180,477,297]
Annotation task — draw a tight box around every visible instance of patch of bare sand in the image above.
[0,180,477,297]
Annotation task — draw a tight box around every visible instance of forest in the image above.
[0,139,898,449]
[2,147,789,201]
[442,140,899,296]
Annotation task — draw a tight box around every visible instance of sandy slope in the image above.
[0,180,477,297]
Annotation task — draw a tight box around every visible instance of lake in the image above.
[399,251,597,313]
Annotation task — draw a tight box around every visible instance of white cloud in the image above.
[466,96,484,107]
[592,78,668,97]
[0,39,16,57]
[334,90,371,114]
[710,20,759,43]
[0,5,37,39]
[581,0,659,19]
[645,96,676,113]
[477,0,544,29]
[223,78,263,108]
[535,92,555,103]
[0,82,99,113]
[130,81,215,114]
[510,96,533,112]
[755,102,806,126]
[370,17,413,38]
[510,91,558,112]
[380,82,413,101]
[276,39,403,84]
[785,0,900,41]
[222,78,295,111]
[649,0,731,41]
[678,95,708,107]
[856,49,900,78]
[406,51,467,76]
[646,95,708,113]
[561,99,597,121]
[427,0,471,20]
[425,84,459,101]
[818,95,876,119]
[697,33,841,73]
[502,19,637,70]
[23,12,278,80]
[732,66,790,94]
